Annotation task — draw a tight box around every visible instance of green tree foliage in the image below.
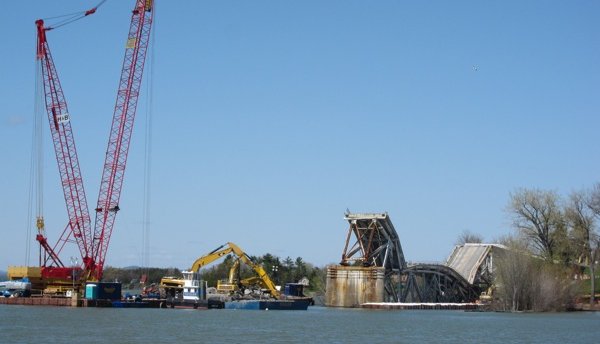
[102,266,181,288]
[102,253,328,294]
[196,254,236,288]
[250,254,326,293]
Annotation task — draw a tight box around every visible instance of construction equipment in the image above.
[216,258,242,293]
[89,0,154,281]
[32,1,103,289]
[160,242,280,302]
[192,242,279,298]
[21,0,155,289]
[215,258,258,293]
[216,259,276,294]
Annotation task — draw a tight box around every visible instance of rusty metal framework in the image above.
[400,264,479,303]
[340,212,406,301]
[341,212,406,270]
[332,211,480,304]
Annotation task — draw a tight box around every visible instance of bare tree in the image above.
[494,235,534,311]
[455,230,484,245]
[532,263,577,311]
[566,190,595,259]
[508,188,565,260]
[574,184,600,305]
[494,235,575,311]
[588,183,600,215]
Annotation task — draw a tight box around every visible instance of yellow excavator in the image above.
[159,242,280,300]
[216,258,273,294]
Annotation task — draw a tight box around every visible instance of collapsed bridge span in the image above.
[325,212,485,307]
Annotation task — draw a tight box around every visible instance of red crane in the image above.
[34,5,102,281]
[34,0,154,283]
[90,0,154,281]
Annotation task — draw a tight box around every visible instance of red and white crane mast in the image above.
[35,17,95,274]
[33,0,153,282]
[90,0,154,280]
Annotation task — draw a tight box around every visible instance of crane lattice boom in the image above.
[33,0,154,283]
[91,0,154,280]
[35,19,93,268]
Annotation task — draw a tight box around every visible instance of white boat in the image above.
[181,271,205,301]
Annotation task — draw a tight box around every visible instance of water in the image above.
[1,305,599,343]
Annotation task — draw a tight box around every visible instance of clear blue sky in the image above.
[1,0,599,271]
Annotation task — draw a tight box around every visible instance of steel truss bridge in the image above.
[339,212,501,303]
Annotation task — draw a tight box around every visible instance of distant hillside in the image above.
[122,266,141,270]
[0,270,7,281]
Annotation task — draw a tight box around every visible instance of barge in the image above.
[225,299,311,310]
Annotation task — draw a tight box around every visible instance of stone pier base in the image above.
[325,266,385,307]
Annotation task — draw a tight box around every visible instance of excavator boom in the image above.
[161,242,280,299]
[189,244,234,272]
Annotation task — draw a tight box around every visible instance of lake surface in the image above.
[1,305,598,343]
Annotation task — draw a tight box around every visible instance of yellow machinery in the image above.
[216,259,273,294]
[160,242,280,299]
[7,266,43,292]
[155,276,185,298]
[215,259,241,293]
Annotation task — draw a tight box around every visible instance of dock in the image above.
[361,302,482,310]
[0,296,165,308]
[0,296,72,307]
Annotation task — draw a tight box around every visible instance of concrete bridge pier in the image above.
[324,266,385,307]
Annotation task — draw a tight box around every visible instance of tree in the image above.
[455,230,484,245]
[494,235,534,311]
[199,254,236,287]
[508,188,565,260]
[280,256,295,284]
[101,266,182,285]
[294,257,307,282]
[494,235,575,312]
[573,184,600,304]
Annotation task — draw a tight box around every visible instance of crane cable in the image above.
[141,2,157,274]
[25,66,38,266]
[42,0,108,30]
[26,0,107,266]
[26,50,46,266]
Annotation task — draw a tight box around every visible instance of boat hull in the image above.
[224,299,310,310]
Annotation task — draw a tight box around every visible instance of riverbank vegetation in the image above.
[198,254,327,294]
[491,184,600,311]
[102,254,327,295]
[102,266,182,288]
[101,184,600,311]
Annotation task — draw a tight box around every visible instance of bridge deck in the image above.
[446,243,506,284]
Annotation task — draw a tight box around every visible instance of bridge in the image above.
[325,212,503,307]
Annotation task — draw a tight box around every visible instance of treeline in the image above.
[102,254,327,294]
[102,267,182,288]
[492,184,600,311]
[199,254,327,294]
